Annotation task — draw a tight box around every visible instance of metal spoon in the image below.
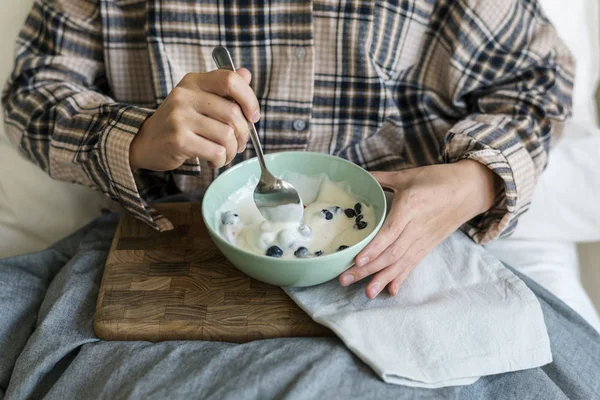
[212,46,303,223]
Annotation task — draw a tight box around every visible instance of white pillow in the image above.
[0,0,105,258]
[0,137,106,257]
[512,121,600,242]
[538,0,599,127]
[511,0,600,242]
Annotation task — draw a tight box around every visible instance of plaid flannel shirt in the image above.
[2,0,573,243]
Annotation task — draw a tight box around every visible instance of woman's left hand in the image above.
[339,159,501,299]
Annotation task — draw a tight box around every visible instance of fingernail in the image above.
[357,257,369,267]
[369,283,381,297]
[340,273,355,286]
[251,110,260,123]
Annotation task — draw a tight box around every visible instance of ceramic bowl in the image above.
[201,152,386,287]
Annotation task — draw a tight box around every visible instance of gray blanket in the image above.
[1,213,599,400]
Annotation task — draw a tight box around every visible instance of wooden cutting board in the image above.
[94,202,332,342]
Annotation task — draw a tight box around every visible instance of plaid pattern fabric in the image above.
[2,0,573,243]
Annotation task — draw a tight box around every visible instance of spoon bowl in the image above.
[254,170,305,223]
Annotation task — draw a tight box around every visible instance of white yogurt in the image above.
[216,174,376,258]
[258,202,304,224]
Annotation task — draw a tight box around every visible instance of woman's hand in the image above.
[339,160,501,299]
[129,68,260,171]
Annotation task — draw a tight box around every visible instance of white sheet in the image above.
[486,239,600,333]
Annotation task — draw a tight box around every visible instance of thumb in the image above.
[237,67,252,85]
[370,171,398,191]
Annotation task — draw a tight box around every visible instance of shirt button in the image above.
[295,46,306,60]
[292,120,307,131]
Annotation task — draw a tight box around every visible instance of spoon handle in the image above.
[212,46,268,173]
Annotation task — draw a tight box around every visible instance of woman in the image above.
[2,0,572,298]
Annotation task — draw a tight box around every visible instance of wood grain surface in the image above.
[94,203,332,342]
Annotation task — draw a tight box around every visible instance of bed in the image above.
[1,0,599,398]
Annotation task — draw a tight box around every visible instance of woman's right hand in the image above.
[129,68,259,171]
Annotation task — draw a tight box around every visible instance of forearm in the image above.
[438,0,574,243]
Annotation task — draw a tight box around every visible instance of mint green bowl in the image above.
[201,152,386,287]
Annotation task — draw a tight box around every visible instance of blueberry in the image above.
[355,214,364,223]
[294,247,310,258]
[354,203,362,215]
[221,210,241,225]
[266,246,284,258]
[314,250,324,257]
[354,221,368,230]
[344,208,356,218]
[298,224,312,238]
[337,245,349,252]
[321,209,333,220]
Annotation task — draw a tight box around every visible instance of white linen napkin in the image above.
[284,231,552,388]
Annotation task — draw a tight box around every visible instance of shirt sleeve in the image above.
[1,0,174,232]
[436,0,574,243]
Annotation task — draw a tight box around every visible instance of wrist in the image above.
[129,135,142,170]
[130,120,149,171]
[453,159,502,218]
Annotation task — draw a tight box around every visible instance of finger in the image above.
[385,221,454,297]
[371,170,416,192]
[386,246,429,296]
[370,171,398,191]
[363,260,408,299]
[189,114,238,164]
[237,67,252,85]
[189,91,250,153]
[167,86,247,150]
[383,265,413,297]
[184,70,260,123]
[340,221,418,287]
[357,221,417,275]
[354,201,410,268]
[387,269,412,297]
[182,131,228,169]
[365,236,424,298]
[338,257,388,287]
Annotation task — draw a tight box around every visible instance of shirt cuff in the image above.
[442,119,537,244]
[98,106,174,232]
